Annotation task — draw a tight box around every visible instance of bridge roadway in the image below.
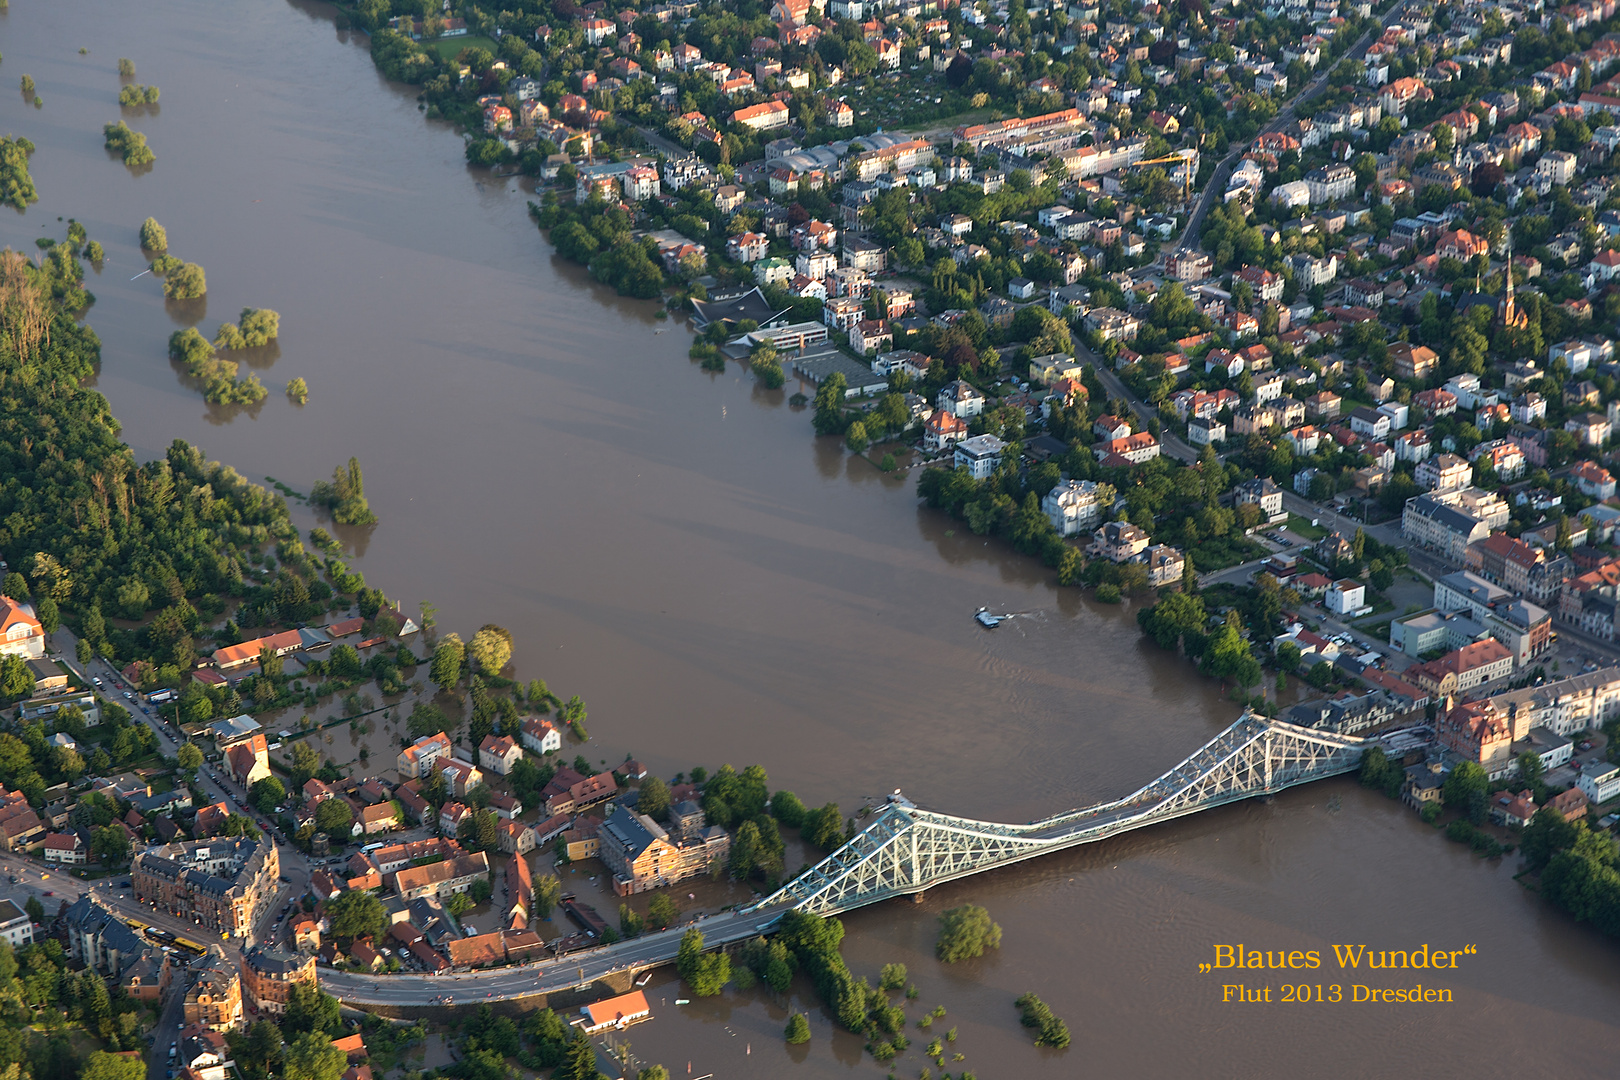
[320,714,1396,1006]
[316,904,796,1006]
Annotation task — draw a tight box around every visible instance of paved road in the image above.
[318,904,790,1006]
[1173,0,1415,253]
[1085,348,1200,463]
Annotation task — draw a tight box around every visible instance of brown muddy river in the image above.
[2,2,1617,1074]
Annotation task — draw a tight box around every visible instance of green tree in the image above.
[879,962,907,990]
[324,889,387,945]
[637,1069,669,1080]
[35,596,58,636]
[81,1051,147,1080]
[24,895,44,925]
[283,980,344,1037]
[289,741,322,786]
[315,797,353,837]
[647,893,678,930]
[676,928,731,996]
[637,776,671,821]
[176,741,203,773]
[534,874,562,920]
[283,1030,346,1080]
[91,824,131,867]
[287,377,310,404]
[1137,591,1207,651]
[771,789,806,828]
[813,373,848,435]
[935,904,1002,962]
[1014,992,1071,1048]
[250,776,285,814]
[785,1013,811,1044]
[1521,804,1581,872]
[1442,761,1489,813]
[139,216,167,252]
[467,624,513,675]
[164,262,207,300]
[430,634,464,691]
[803,803,844,850]
[310,457,377,525]
[562,1031,603,1080]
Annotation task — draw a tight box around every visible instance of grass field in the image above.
[431,35,498,60]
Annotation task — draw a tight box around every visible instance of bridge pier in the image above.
[909,892,927,904]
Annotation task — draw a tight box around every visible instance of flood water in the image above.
[3,2,1618,1075]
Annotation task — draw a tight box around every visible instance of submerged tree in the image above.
[310,457,377,525]
[103,121,154,166]
[0,136,39,211]
[138,216,167,252]
[163,262,205,300]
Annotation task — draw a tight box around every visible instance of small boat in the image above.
[675,998,691,1005]
[974,608,1005,629]
[635,973,653,987]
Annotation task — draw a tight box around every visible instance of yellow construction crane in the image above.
[1121,151,1198,202]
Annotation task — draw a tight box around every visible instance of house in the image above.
[1578,763,1620,804]
[1407,638,1516,698]
[43,832,86,865]
[937,381,985,418]
[434,757,483,799]
[1093,431,1161,466]
[725,232,769,264]
[1143,544,1186,587]
[1348,406,1391,441]
[1573,461,1617,499]
[545,771,618,815]
[396,732,454,779]
[732,101,790,131]
[922,410,968,452]
[478,735,523,776]
[1403,494,1491,562]
[1233,478,1285,523]
[850,320,892,356]
[184,950,243,1032]
[0,898,33,949]
[210,629,302,671]
[1188,416,1226,446]
[1414,453,1471,493]
[0,597,44,660]
[240,946,316,1015]
[1325,579,1367,616]
[392,852,491,902]
[359,803,398,836]
[954,435,1006,479]
[1044,480,1108,537]
[1089,521,1151,563]
[498,821,538,855]
[598,806,727,895]
[1389,343,1439,382]
[519,717,560,756]
[1094,414,1133,442]
[580,990,652,1034]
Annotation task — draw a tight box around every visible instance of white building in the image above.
[937,380,985,418]
[1579,762,1620,804]
[1043,479,1108,536]
[954,434,1006,479]
[1325,578,1367,616]
[0,899,34,948]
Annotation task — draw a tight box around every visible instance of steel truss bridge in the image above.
[749,711,1373,917]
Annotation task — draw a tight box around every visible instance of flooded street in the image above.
[1,1,1617,1074]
